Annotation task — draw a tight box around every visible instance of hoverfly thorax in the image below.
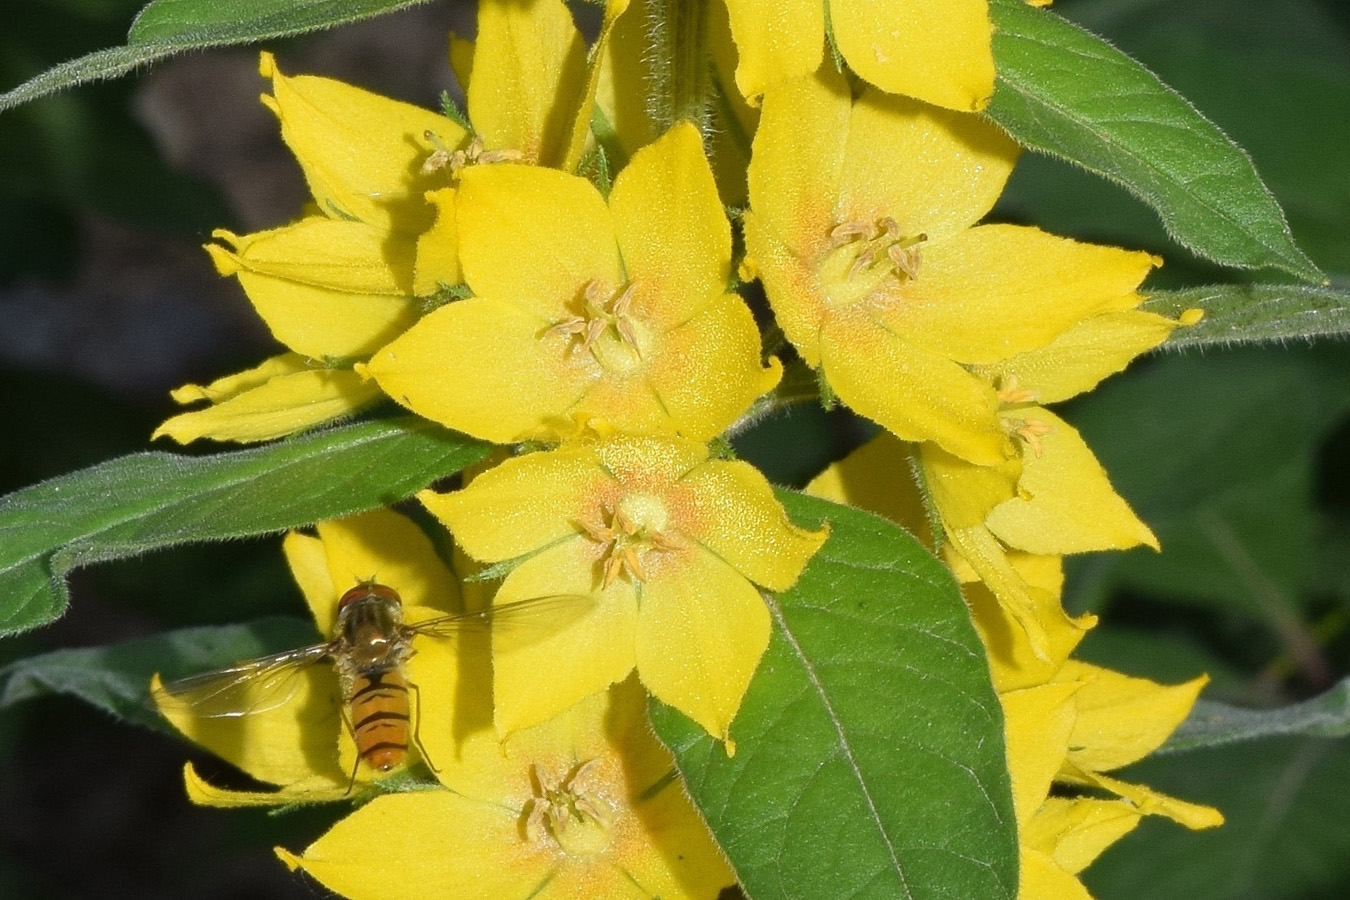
[335,581,409,671]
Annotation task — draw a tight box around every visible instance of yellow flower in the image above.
[722,0,996,111]
[155,508,465,806]
[745,67,1159,466]
[278,678,733,900]
[156,53,468,444]
[421,433,826,743]
[364,122,780,444]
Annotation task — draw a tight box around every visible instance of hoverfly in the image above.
[154,580,586,775]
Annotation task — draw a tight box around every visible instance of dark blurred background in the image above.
[0,0,1348,898]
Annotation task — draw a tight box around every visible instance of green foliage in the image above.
[652,491,1017,900]
[1067,348,1350,623]
[0,418,487,637]
[0,0,430,112]
[1162,678,1350,752]
[0,616,316,733]
[1150,284,1350,348]
[988,0,1323,283]
[1085,738,1350,900]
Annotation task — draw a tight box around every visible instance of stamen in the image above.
[1004,417,1054,458]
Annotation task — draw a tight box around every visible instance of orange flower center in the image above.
[820,216,926,308]
[522,759,611,855]
[576,494,681,588]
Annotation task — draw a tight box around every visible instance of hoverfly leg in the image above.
[408,679,440,774]
[337,703,362,797]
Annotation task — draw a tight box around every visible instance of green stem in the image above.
[643,0,711,132]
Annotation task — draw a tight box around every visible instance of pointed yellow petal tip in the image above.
[258,51,277,79]
[738,256,759,282]
[202,242,240,277]
[1180,307,1205,326]
[351,361,374,382]
[723,737,737,758]
[274,847,303,872]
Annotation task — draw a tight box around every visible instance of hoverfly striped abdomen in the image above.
[348,667,411,771]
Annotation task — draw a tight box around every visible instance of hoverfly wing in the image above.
[409,594,596,650]
[152,643,333,720]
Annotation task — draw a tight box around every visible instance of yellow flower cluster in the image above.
[151,1,1218,897]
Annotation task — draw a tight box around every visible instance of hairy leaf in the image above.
[0,418,487,637]
[0,0,429,113]
[1150,284,1350,349]
[1162,677,1350,753]
[652,491,1017,900]
[987,0,1322,283]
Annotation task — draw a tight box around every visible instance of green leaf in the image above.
[0,417,488,638]
[1066,348,1350,621]
[1161,677,1350,753]
[126,0,427,43]
[0,617,316,733]
[651,491,1017,900]
[987,0,1323,283]
[1149,284,1350,348]
[1084,738,1350,900]
[0,0,429,114]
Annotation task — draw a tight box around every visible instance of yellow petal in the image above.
[419,443,602,562]
[986,407,1159,553]
[167,353,309,404]
[315,509,461,613]
[468,0,587,167]
[283,531,339,635]
[205,229,418,360]
[1024,797,1143,875]
[278,791,552,900]
[1019,848,1095,900]
[841,88,1016,242]
[153,367,380,444]
[209,219,416,294]
[806,432,935,547]
[559,0,631,173]
[362,297,593,443]
[746,65,851,249]
[1001,681,1081,825]
[977,308,1179,405]
[832,0,995,111]
[682,460,826,591]
[706,0,759,207]
[259,52,462,233]
[596,0,657,159]
[412,188,461,295]
[944,524,1053,661]
[820,311,1006,465]
[1058,662,1207,772]
[965,555,1092,693]
[645,292,782,441]
[182,762,348,808]
[893,225,1158,367]
[920,440,1020,530]
[636,544,771,743]
[1062,764,1225,830]
[722,0,822,102]
[457,163,622,315]
[609,122,732,318]
[153,667,345,789]
[492,543,639,735]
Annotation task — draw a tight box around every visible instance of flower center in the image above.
[995,376,1052,457]
[546,280,644,373]
[420,133,523,176]
[522,760,610,855]
[576,495,680,588]
[820,216,926,308]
